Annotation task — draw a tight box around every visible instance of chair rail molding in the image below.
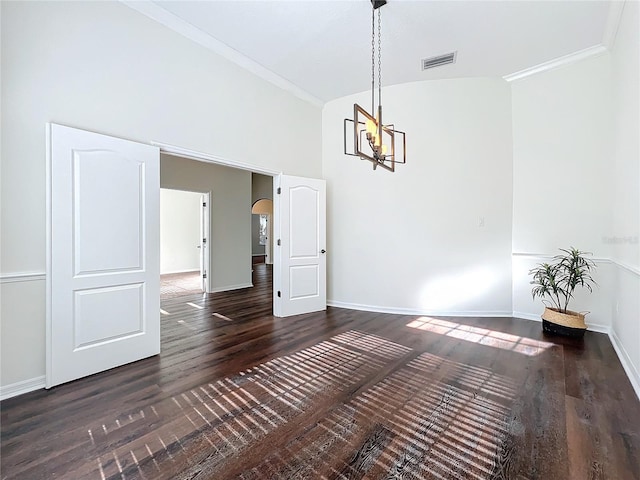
[0,272,47,284]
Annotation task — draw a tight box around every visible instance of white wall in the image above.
[511,54,614,330]
[160,189,202,275]
[0,0,321,393]
[322,78,513,315]
[609,1,640,393]
[610,1,640,269]
[161,155,252,292]
[252,173,273,203]
[512,54,613,256]
[511,2,640,396]
[0,280,46,387]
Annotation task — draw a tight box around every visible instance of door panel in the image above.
[47,123,160,388]
[290,186,319,257]
[290,265,319,299]
[73,284,144,348]
[274,175,326,317]
[73,150,144,274]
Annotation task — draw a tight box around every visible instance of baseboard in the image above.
[609,330,640,401]
[512,311,610,334]
[208,283,253,294]
[0,376,46,401]
[160,269,200,275]
[326,300,512,318]
[512,311,541,322]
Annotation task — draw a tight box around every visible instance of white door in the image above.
[265,214,272,265]
[46,124,160,388]
[274,175,326,317]
[200,192,210,293]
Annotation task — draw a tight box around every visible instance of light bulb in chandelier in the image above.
[366,118,377,136]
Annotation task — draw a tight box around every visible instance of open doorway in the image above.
[157,145,326,318]
[160,188,210,298]
[251,173,273,266]
[160,153,265,300]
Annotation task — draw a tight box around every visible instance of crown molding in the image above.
[503,45,608,82]
[120,0,324,107]
[602,0,626,49]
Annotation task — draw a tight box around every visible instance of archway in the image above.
[251,198,273,264]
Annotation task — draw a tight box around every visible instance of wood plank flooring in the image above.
[1,264,639,479]
[160,271,202,298]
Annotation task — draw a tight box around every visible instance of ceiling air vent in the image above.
[422,52,457,71]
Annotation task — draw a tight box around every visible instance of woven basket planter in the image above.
[541,307,587,338]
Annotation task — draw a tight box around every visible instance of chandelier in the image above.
[344,0,406,172]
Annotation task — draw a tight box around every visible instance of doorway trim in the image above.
[152,142,281,176]
[152,141,281,311]
[159,187,211,293]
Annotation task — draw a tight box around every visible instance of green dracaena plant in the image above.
[529,247,597,313]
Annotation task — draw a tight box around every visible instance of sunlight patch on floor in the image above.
[407,316,554,356]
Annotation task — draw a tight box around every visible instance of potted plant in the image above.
[529,247,597,338]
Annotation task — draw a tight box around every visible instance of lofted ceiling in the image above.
[130,0,617,105]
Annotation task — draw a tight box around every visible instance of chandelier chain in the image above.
[343,1,405,171]
[371,6,375,114]
[378,7,382,114]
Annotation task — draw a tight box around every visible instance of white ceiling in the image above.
[136,0,616,104]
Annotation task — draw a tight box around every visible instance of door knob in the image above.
[320,249,326,254]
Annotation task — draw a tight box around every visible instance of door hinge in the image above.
[277,187,281,194]
[277,239,281,246]
[277,291,281,298]
[202,272,207,279]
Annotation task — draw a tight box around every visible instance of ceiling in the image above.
[136,0,616,104]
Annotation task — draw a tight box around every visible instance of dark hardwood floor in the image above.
[1,264,639,479]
